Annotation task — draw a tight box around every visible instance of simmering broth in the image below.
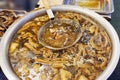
[41,19,79,48]
[9,11,112,80]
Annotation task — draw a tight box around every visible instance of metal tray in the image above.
[64,0,114,14]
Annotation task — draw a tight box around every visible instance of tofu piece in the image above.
[9,42,19,53]
[60,69,72,80]
[79,75,88,80]
[53,74,61,80]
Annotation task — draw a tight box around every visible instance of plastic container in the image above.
[64,0,114,14]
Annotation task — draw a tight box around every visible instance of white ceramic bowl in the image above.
[0,5,120,80]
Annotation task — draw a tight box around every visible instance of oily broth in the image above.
[9,11,112,80]
[41,19,79,48]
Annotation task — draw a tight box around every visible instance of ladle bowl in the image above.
[38,18,81,50]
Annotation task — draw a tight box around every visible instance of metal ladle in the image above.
[38,0,81,50]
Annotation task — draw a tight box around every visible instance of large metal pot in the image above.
[0,5,120,80]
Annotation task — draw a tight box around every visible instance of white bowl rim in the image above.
[0,5,120,80]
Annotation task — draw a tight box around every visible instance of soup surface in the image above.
[40,19,80,48]
[9,11,112,80]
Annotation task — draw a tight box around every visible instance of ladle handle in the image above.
[41,0,55,19]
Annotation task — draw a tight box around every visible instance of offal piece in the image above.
[0,10,19,37]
